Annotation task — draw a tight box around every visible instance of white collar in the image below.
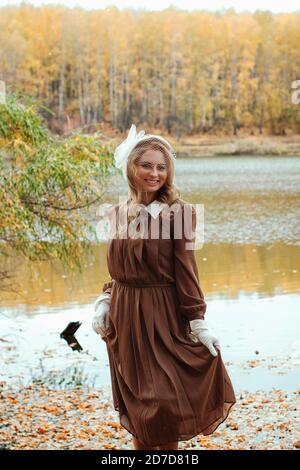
[126,198,166,219]
[145,200,165,219]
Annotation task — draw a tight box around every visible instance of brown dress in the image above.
[101,197,236,447]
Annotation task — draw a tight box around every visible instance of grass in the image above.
[28,358,98,390]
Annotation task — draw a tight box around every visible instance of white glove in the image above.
[92,292,111,339]
[189,319,220,357]
[94,291,111,312]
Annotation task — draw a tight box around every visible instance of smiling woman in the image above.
[126,133,179,207]
[132,150,168,198]
[92,124,236,451]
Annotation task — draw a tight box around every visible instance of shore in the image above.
[0,381,299,450]
[59,123,300,157]
[172,135,300,157]
[98,126,300,158]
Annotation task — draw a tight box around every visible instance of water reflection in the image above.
[0,242,299,312]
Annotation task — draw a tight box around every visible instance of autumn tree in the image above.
[0,91,115,290]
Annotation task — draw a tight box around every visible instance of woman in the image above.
[92,124,236,450]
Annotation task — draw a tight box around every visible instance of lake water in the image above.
[1,156,300,393]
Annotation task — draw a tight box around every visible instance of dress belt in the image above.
[115,279,174,288]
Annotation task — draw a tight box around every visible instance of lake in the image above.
[1,156,300,393]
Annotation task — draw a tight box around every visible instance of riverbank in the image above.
[173,135,300,157]
[59,124,300,158]
[0,381,299,450]
[98,127,300,158]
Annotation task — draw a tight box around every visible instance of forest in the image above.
[1,4,300,136]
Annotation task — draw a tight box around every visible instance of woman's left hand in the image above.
[189,319,221,357]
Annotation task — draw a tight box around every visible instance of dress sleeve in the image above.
[173,203,207,321]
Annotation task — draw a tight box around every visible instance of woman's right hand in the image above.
[92,296,111,339]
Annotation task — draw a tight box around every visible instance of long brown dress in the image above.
[101,197,236,447]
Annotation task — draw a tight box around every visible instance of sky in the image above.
[0,0,300,13]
